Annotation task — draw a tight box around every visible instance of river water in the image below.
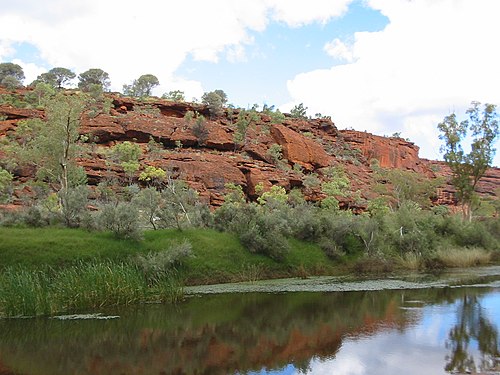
[0,267,499,375]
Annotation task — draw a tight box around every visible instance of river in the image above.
[0,267,499,375]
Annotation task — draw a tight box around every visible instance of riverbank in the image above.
[0,226,497,317]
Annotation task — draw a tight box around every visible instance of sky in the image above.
[1,0,499,165]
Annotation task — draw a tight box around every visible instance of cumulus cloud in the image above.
[324,38,354,62]
[0,0,353,97]
[286,0,500,164]
[266,0,353,27]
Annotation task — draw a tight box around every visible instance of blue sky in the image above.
[1,0,499,165]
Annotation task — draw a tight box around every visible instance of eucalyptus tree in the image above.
[123,74,159,98]
[0,62,24,88]
[438,101,499,220]
[78,68,111,92]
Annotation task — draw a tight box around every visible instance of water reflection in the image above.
[445,294,499,373]
[0,287,498,375]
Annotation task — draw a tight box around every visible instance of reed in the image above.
[435,247,492,268]
[0,261,184,317]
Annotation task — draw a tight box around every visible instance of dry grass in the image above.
[397,253,422,270]
[435,247,492,268]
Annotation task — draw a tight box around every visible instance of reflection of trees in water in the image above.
[445,294,499,374]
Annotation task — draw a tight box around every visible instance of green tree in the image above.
[157,178,199,231]
[290,103,308,119]
[139,165,167,187]
[12,93,87,226]
[123,74,159,98]
[32,67,76,89]
[49,67,76,88]
[375,168,442,209]
[201,89,227,118]
[78,68,111,92]
[0,62,24,87]
[133,187,162,230]
[191,114,209,145]
[162,90,185,101]
[438,102,499,220]
[109,141,142,183]
[25,82,56,107]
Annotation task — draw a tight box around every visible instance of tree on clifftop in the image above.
[438,101,499,220]
[202,89,227,118]
[123,74,159,98]
[32,67,76,89]
[78,68,111,92]
[0,62,25,88]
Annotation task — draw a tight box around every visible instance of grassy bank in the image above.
[0,226,495,317]
[0,227,335,279]
[0,227,337,316]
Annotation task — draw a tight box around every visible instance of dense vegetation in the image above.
[0,62,499,316]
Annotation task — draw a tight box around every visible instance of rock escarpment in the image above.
[0,89,498,209]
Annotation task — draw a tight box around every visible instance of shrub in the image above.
[135,240,193,283]
[98,202,142,240]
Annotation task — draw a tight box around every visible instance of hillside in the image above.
[0,87,499,211]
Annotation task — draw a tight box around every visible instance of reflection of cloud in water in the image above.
[303,331,448,375]
[306,355,365,375]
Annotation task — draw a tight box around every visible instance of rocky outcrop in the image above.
[0,89,498,210]
[270,123,332,170]
[341,130,427,173]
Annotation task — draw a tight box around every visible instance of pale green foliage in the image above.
[303,173,321,191]
[233,108,259,146]
[123,74,159,98]
[32,67,76,89]
[157,179,199,230]
[321,166,350,210]
[135,240,193,283]
[14,94,87,199]
[267,143,283,164]
[223,183,246,205]
[257,185,288,205]
[262,104,286,124]
[162,90,185,101]
[0,167,13,203]
[146,137,164,160]
[78,69,110,92]
[191,115,209,145]
[0,75,22,89]
[121,161,140,178]
[0,62,24,87]
[132,187,162,230]
[184,110,194,123]
[111,141,142,163]
[98,201,142,240]
[375,168,442,209]
[110,141,142,181]
[25,83,56,107]
[438,101,499,220]
[59,185,89,227]
[367,197,391,217]
[202,89,227,117]
[290,103,308,119]
[139,166,167,184]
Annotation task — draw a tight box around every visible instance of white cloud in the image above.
[324,38,354,62]
[0,0,353,95]
[266,0,353,27]
[286,0,500,164]
[12,59,46,85]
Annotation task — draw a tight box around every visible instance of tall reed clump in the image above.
[0,261,185,318]
[435,247,492,268]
